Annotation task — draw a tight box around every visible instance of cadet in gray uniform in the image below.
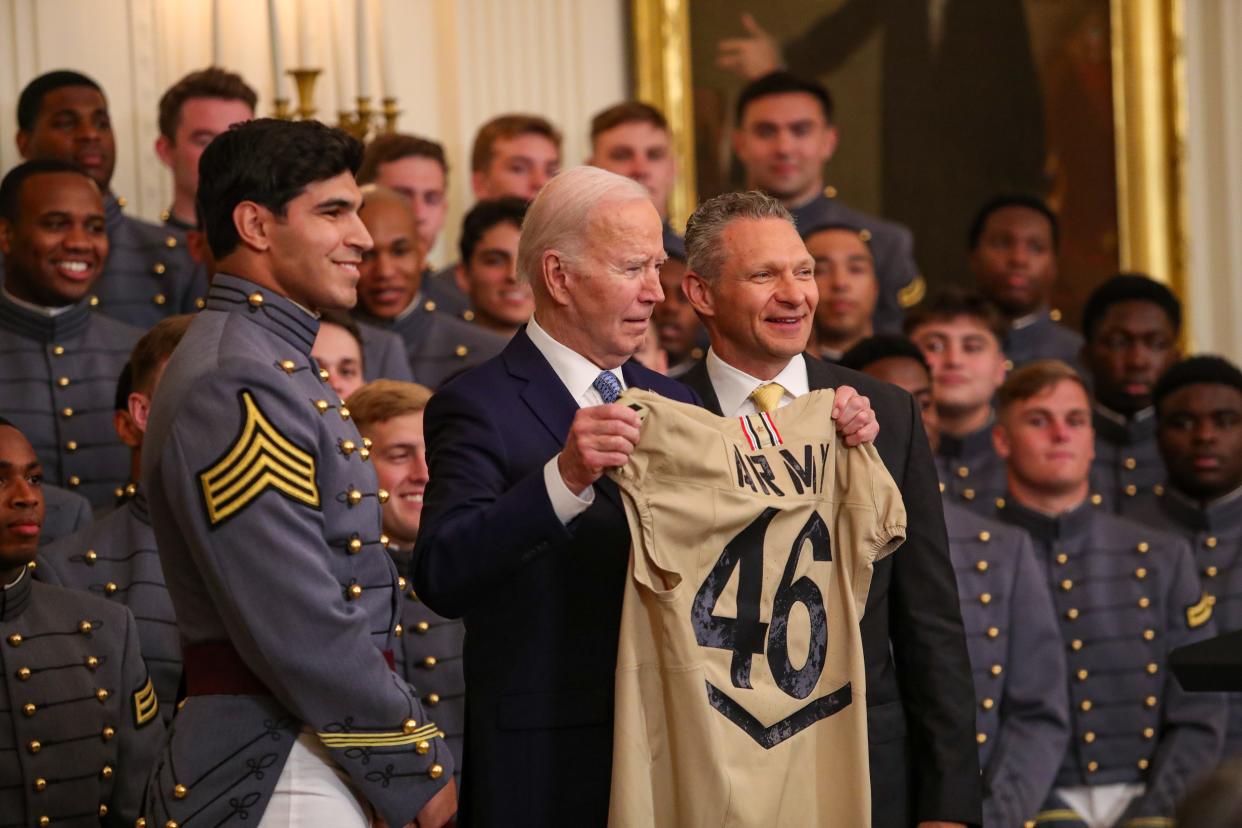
[843,335,1070,827]
[353,186,504,388]
[0,416,164,827]
[1124,356,1242,757]
[0,160,142,509]
[906,290,1012,510]
[349,380,466,785]
[39,483,91,546]
[969,194,1084,370]
[140,119,454,827]
[1082,275,1181,510]
[11,70,203,328]
[38,316,193,724]
[733,72,921,334]
[989,361,1224,827]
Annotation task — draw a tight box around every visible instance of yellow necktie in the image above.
[749,382,786,414]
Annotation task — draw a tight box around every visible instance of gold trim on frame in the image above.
[631,0,697,231]
[634,0,1190,308]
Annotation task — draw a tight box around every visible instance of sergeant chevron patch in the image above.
[1186,593,1214,629]
[199,390,320,525]
[133,676,158,727]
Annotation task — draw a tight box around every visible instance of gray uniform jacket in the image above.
[357,321,416,383]
[790,190,919,335]
[1123,484,1242,757]
[140,274,452,827]
[938,420,1008,511]
[944,500,1069,827]
[1091,406,1164,512]
[356,299,506,389]
[423,264,472,319]
[0,291,142,509]
[0,566,164,827]
[993,497,1225,821]
[388,544,465,785]
[37,489,180,725]
[39,484,92,546]
[1004,310,1084,371]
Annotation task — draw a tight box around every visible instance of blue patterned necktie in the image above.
[593,370,623,404]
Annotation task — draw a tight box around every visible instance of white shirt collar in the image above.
[526,314,625,408]
[705,348,809,416]
[2,288,74,317]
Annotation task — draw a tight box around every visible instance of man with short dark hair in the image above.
[1081,273,1181,509]
[1124,355,1242,757]
[353,186,505,387]
[732,71,920,335]
[842,335,1070,828]
[805,223,878,361]
[454,197,532,338]
[12,70,203,326]
[155,66,257,232]
[0,415,165,826]
[139,118,455,827]
[989,360,1224,827]
[969,193,1083,369]
[0,159,142,509]
[588,101,684,258]
[39,314,194,723]
[677,190,981,828]
[906,289,1011,511]
[653,250,705,377]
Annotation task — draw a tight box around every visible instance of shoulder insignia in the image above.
[1187,593,1214,629]
[133,677,158,727]
[199,391,319,525]
[898,274,927,308]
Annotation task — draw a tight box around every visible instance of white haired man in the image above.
[413,167,876,824]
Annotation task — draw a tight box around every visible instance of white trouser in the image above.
[1056,783,1146,827]
[258,726,374,827]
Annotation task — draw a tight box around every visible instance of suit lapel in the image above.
[804,354,842,392]
[504,328,579,446]
[679,359,724,415]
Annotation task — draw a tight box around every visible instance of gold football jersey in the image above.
[607,388,906,827]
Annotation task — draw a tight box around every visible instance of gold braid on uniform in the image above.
[199,390,320,525]
[132,676,158,727]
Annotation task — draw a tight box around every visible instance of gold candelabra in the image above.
[280,68,399,140]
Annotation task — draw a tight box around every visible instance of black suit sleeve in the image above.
[888,392,983,825]
[782,0,881,77]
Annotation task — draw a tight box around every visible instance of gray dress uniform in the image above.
[0,291,142,509]
[387,544,464,784]
[0,566,164,828]
[37,488,180,725]
[944,499,1069,827]
[790,189,921,335]
[139,273,452,827]
[356,298,506,389]
[1123,484,1242,757]
[39,484,91,547]
[356,320,416,383]
[422,264,472,319]
[993,497,1225,824]
[1004,310,1084,371]
[938,420,1008,511]
[1091,406,1164,512]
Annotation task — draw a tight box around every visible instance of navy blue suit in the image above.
[414,327,698,826]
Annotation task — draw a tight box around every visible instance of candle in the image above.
[355,0,370,99]
[268,0,286,97]
[297,0,311,67]
[378,1,394,99]
[212,0,222,65]
[330,0,349,107]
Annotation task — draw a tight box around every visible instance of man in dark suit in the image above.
[678,191,982,828]
[414,167,877,825]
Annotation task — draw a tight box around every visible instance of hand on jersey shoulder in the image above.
[832,385,879,446]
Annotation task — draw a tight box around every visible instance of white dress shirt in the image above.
[705,348,810,416]
[526,314,626,524]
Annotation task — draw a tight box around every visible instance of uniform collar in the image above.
[1093,403,1156,444]
[205,273,320,355]
[938,416,996,460]
[1159,484,1242,533]
[998,494,1099,542]
[0,287,93,342]
[1,565,33,622]
[1010,308,1052,332]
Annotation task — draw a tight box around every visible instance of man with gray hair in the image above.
[679,190,983,828]
[413,168,877,823]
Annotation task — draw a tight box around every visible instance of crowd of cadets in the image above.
[0,61,1237,826]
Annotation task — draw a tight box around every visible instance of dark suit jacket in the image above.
[681,355,982,827]
[414,328,698,827]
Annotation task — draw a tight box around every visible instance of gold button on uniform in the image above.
[428,764,444,779]
[79,621,93,633]
[248,292,264,307]
[976,732,987,744]
[975,561,988,572]
[378,488,390,503]
[995,497,1007,509]
[426,692,441,705]
[415,621,430,633]
[105,582,117,595]
[397,576,408,591]
[394,623,404,636]
[100,764,112,778]
[1135,567,1148,580]
[348,537,363,554]
[1125,485,1137,497]
[1076,669,1088,681]
[1145,695,1158,708]
[1060,579,1073,591]
[986,627,999,639]
[1138,596,1150,609]
[39,817,49,827]
[1056,553,1068,565]
[962,488,976,501]
[990,664,1002,676]
[68,475,81,487]
[1136,542,1149,554]
[1143,629,1155,641]
[66,440,78,452]
[318,368,331,382]
[1083,731,1096,743]
[174,783,188,799]
[956,466,970,478]
[463,310,475,322]
[978,531,991,542]
[362,437,373,449]
[981,698,994,710]
[1071,639,1083,651]
[34,777,46,791]
[423,656,437,668]
[348,584,363,599]
[279,359,297,373]
[1066,608,1079,620]
[402,718,420,734]
[86,656,99,669]
[1091,494,1103,506]
[153,262,166,275]
[165,235,178,248]
[99,805,108,817]
[347,488,363,505]
[417,739,431,754]
[979,592,992,605]
[1206,566,1219,578]
[53,345,65,356]
[102,726,115,740]
[96,688,109,701]
[57,376,70,387]
[1124,457,1137,470]
[28,740,41,753]
[1138,758,1149,770]
[1143,727,1155,739]
[455,345,468,357]
[153,293,167,306]
[23,703,36,717]
[424,300,437,312]
[1146,662,1159,675]
[1206,537,1219,549]
[341,440,357,455]
[7,633,21,646]
[62,407,74,418]
[338,406,351,420]
[314,399,330,413]
[18,667,31,680]
[1087,761,1099,773]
